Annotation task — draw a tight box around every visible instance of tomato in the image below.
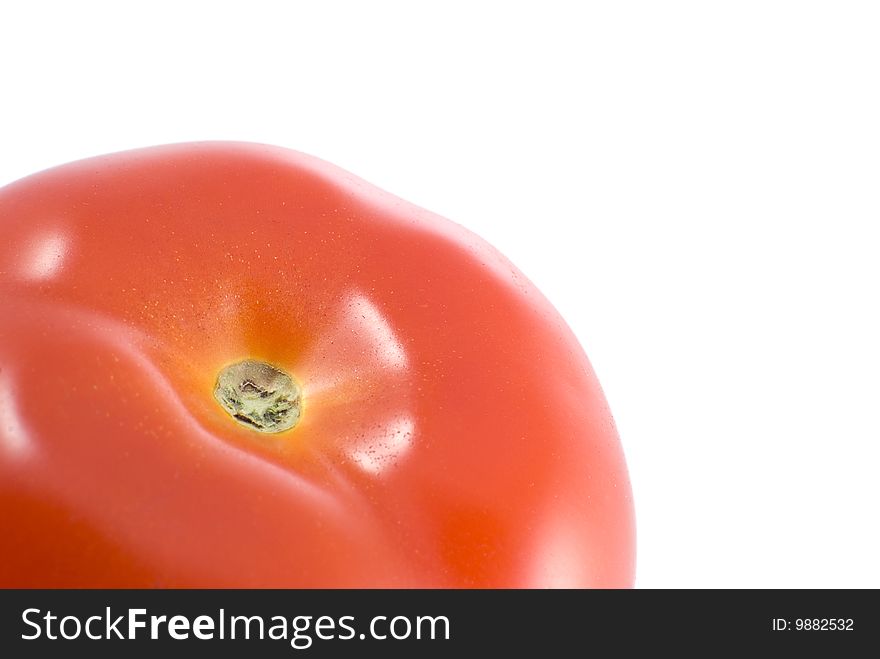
[0,143,635,587]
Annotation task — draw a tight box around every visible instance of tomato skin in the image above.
[0,143,635,587]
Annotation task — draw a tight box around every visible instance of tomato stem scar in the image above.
[214,359,302,433]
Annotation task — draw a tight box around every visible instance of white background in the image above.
[2,1,878,588]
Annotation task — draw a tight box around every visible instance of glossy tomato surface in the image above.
[0,143,635,587]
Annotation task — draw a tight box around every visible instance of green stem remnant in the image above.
[214,359,302,433]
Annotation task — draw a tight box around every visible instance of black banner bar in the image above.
[0,589,875,656]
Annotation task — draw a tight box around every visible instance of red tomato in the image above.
[0,143,635,587]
